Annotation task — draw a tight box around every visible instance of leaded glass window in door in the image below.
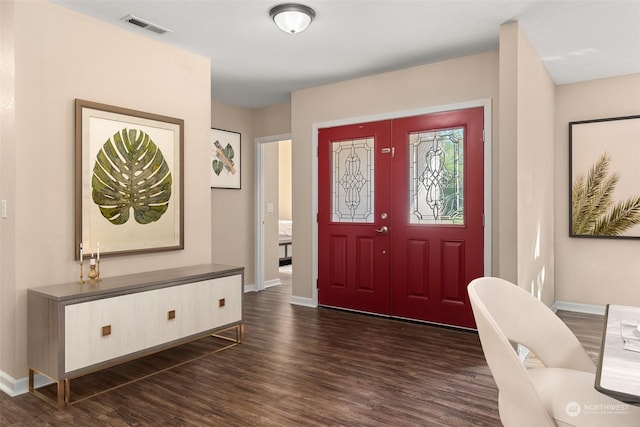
[331,138,374,223]
[409,127,464,225]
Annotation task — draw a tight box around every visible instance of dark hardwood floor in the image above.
[1,269,604,426]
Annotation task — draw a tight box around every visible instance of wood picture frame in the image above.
[75,99,184,259]
[569,115,640,239]
[210,128,241,189]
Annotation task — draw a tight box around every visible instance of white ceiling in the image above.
[51,0,640,109]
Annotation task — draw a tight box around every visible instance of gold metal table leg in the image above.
[28,323,243,409]
[28,369,35,393]
[28,367,68,409]
[57,381,65,410]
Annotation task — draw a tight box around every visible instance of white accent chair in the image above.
[468,277,640,427]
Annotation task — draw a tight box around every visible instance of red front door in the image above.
[317,120,391,314]
[390,108,484,328]
[318,108,484,328]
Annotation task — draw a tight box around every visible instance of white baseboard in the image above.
[244,279,281,293]
[289,295,316,308]
[0,370,17,396]
[264,278,281,289]
[0,370,53,397]
[552,301,606,316]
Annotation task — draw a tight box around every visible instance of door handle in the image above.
[375,226,389,234]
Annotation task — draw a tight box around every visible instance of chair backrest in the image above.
[468,277,595,427]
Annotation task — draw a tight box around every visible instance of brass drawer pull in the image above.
[219,298,226,307]
[102,325,111,337]
[168,310,176,320]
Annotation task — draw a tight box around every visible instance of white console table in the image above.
[28,263,243,409]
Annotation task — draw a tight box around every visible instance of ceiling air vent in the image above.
[120,15,171,35]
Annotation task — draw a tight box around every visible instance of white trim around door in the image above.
[304,99,493,309]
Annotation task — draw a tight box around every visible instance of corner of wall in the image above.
[552,301,605,316]
[0,0,18,385]
[497,22,519,284]
[1,369,55,397]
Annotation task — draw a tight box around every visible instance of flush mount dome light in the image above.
[269,3,316,34]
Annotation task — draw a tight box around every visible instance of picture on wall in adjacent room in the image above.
[570,115,640,239]
[210,128,241,189]
[75,99,184,259]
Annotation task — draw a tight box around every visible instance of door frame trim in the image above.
[309,99,493,308]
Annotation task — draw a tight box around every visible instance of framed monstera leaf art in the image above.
[210,128,241,189]
[75,99,184,259]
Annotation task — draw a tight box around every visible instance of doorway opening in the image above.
[255,134,292,294]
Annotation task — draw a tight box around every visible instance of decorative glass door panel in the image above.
[332,138,375,223]
[409,127,464,225]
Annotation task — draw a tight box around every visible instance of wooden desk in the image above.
[595,304,640,405]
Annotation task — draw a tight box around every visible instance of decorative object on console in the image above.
[570,115,640,239]
[210,128,241,189]
[77,243,85,284]
[77,242,102,284]
[87,257,99,284]
[75,99,184,258]
[96,242,102,282]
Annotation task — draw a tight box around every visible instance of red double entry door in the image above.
[318,108,484,328]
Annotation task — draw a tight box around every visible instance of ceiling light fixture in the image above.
[269,3,316,34]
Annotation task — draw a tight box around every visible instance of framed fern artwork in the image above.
[75,99,184,259]
[570,115,640,239]
[210,128,241,189]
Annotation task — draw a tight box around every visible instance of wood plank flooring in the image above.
[1,270,604,426]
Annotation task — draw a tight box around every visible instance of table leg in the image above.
[56,380,65,410]
[28,369,35,393]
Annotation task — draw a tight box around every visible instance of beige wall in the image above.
[211,101,255,285]
[555,73,640,307]
[497,25,518,285]
[210,101,291,288]
[291,51,500,301]
[500,22,556,305]
[279,140,292,221]
[1,0,212,390]
[253,102,291,138]
[0,0,18,393]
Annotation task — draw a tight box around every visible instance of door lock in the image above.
[375,226,389,234]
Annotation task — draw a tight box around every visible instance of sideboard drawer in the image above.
[209,274,242,328]
[143,275,241,348]
[65,292,144,373]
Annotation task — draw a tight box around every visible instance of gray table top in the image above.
[28,263,243,302]
[595,304,640,404]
